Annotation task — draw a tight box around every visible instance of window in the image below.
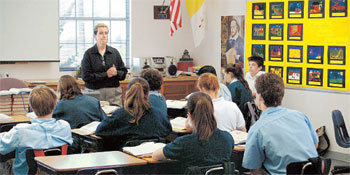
[59,0,130,71]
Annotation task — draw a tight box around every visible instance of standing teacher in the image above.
[81,23,127,107]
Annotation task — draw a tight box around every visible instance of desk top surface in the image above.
[0,115,31,124]
[34,151,147,172]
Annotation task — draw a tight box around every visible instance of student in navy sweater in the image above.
[153,92,234,170]
[95,77,172,150]
[53,75,106,129]
[223,63,252,112]
[140,68,167,117]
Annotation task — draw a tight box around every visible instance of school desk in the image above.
[0,115,31,126]
[34,151,148,174]
[71,130,103,153]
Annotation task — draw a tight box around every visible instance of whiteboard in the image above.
[0,0,59,61]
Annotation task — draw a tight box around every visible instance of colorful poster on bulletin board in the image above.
[246,0,350,92]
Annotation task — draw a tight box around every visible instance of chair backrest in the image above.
[243,102,261,131]
[286,157,332,175]
[26,144,68,175]
[0,123,19,132]
[76,167,119,175]
[185,162,236,175]
[332,110,350,148]
[0,78,28,91]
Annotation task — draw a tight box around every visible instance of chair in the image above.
[0,78,28,91]
[286,157,332,175]
[76,167,118,175]
[185,162,237,175]
[26,144,68,175]
[331,110,350,174]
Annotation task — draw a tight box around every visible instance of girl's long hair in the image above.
[187,92,217,141]
[58,75,82,100]
[224,63,251,93]
[125,77,151,124]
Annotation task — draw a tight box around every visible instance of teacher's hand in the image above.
[107,64,118,78]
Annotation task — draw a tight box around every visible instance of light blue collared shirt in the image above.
[242,106,318,175]
[219,83,232,101]
[0,118,73,175]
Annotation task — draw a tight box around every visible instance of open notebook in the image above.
[123,142,166,157]
[229,130,248,145]
[170,117,187,130]
[166,100,187,109]
[71,121,101,135]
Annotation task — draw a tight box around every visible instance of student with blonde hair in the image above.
[0,86,72,175]
[198,73,246,132]
[223,63,252,112]
[153,92,233,169]
[53,75,106,129]
[95,77,172,150]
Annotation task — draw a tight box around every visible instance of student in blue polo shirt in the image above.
[0,85,72,175]
[223,63,252,112]
[242,73,318,174]
[95,77,172,150]
[140,68,167,117]
[152,92,234,168]
[53,75,106,129]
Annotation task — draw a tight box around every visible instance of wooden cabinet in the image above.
[26,76,198,102]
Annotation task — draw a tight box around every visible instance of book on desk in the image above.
[123,142,166,157]
[71,121,100,136]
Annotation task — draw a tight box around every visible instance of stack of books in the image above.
[12,94,30,115]
[0,95,12,115]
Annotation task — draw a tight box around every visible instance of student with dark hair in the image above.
[242,73,318,174]
[0,86,72,175]
[95,78,172,150]
[152,92,234,168]
[53,75,106,129]
[198,73,246,132]
[140,68,167,116]
[245,56,264,98]
[197,65,232,101]
[223,63,252,112]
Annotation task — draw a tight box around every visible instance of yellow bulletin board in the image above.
[246,0,350,92]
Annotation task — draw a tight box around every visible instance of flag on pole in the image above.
[170,0,182,36]
[185,0,207,47]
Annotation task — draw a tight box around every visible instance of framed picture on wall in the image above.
[269,66,283,78]
[288,45,303,63]
[252,24,266,40]
[328,46,346,65]
[252,44,265,60]
[328,69,346,88]
[269,45,283,61]
[287,24,303,41]
[270,2,284,19]
[308,0,325,18]
[269,24,283,41]
[307,46,324,64]
[307,68,323,86]
[330,0,348,17]
[252,3,266,19]
[288,1,304,18]
[287,67,303,84]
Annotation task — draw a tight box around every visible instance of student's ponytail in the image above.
[125,78,151,124]
[225,63,251,93]
[188,92,217,141]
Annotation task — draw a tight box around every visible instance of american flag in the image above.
[170,0,182,36]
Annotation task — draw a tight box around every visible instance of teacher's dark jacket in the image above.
[81,44,127,90]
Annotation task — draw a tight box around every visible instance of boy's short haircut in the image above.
[140,68,163,91]
[248,55,264,68]
[29,85,57,117]
[197,65,217,76]
[255,73,284,107]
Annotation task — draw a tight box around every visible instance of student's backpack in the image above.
[243,101,261,131]
[316,126,330,156]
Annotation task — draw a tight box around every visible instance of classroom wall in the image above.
[0,0,349,157]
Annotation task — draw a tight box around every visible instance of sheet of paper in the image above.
[166,100,187,109]
[123,142,166,157]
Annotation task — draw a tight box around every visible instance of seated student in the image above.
[197,65,232,101]
[223,63,252,112]
[242,73,318,175]
[197,73,246,132]
[0,85,73,175]
[140,68,167,117]
[152,92,234,169]
[245,56,264,98]
[53,75,106,129]
[95,77,172,150]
